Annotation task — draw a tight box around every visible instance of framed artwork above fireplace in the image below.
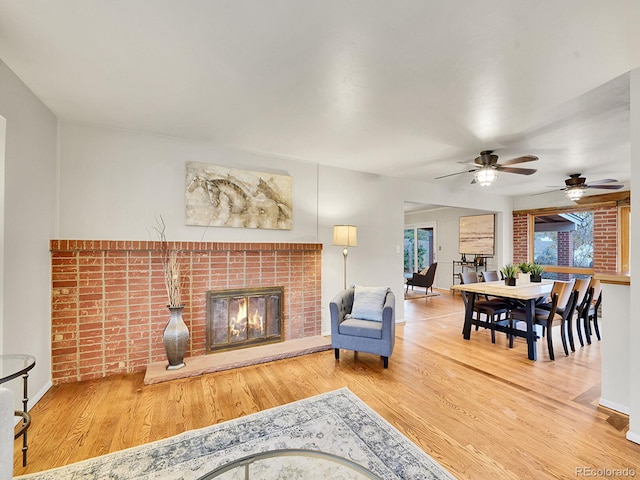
[185,161,293,229]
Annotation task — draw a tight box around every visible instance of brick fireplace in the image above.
[50,240,322,384]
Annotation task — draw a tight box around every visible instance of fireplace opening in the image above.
[206,286,284,353]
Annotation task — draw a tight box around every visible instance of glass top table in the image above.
[0,354,36,383]
[0,354,36,467]
[197,449,380,479]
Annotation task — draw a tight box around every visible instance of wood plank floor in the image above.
[14,289,640,479]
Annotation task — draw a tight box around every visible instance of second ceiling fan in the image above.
[435,150,538,186]
[545,173,623,201]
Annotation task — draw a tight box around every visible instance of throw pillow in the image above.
[350,285,389,322]
[419,266,429,275]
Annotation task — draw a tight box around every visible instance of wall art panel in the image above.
[186,162,292,229]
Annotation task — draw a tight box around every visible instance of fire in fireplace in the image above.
[206,286,284,353]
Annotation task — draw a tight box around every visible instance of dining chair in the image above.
[578,278,602,344]
[459,272,510,344]
[509,280,578,360]
[536,278,582,351]
[459,271,480,284]
[481,270,500,282]
[571,277,592,347]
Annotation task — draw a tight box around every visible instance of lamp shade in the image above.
[332,225,357,247]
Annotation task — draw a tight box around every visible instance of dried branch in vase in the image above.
[154,215,183,308]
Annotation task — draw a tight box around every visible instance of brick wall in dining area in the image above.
[512,203,618,270]
[50,240,323,385]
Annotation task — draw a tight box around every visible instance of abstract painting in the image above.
[459,213,495,255]
[185,162,292,229]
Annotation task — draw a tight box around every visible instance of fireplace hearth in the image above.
[206,286,284,353]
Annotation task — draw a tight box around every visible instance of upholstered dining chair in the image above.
[510,280,578,360]
[459,272,510,343]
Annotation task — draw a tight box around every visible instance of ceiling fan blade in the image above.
[585,178,619,185]
[585,184,623,190]
[530,189,561,196]
[496,166,537,175]
[434,168,478,180]
[499,155,539,166]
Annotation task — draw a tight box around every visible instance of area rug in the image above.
[404,290,441,300]
[17,388,456,480]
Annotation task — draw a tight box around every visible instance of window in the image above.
[533,211,594,269]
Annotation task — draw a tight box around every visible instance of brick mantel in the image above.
[50,240,322,384]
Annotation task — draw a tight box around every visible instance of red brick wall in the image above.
[513,214,529,264]
[593,206,618,272]
[557,231,574,267]
[50,240,322,384]
[513,204,618,270]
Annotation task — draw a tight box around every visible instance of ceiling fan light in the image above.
[566,187,585,201]
[474,167,497,186]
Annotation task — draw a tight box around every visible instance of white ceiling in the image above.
[1,1,638,196]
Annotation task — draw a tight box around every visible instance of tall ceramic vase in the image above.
[163,305,189,370]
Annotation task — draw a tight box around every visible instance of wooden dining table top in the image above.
[450,278,554,300]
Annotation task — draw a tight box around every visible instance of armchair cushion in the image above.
[349,285,390,322]
[339,318,383,339]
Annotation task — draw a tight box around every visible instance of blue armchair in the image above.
[330,287,396,368]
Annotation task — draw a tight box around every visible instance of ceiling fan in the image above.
[546,173,623,201]
[435,150,538,186]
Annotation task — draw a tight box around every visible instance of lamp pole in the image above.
[342,246,348,289]
[332,225,357,290]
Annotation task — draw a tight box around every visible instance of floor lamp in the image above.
[332,225,357,289]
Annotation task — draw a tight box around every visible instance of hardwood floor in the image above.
[14,289,640,479]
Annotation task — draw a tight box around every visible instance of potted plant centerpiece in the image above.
[155,216,189,370]
[528,263,545,282]
[501,264,518,286]
[517,263,531,277]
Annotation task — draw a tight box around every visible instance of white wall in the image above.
[58,123,320,242]
[0,61,57,409]
[628,68,640,443]
[317,166,406,324]
[0,116,5,354]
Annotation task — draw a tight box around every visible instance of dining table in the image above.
[450,278,554,361]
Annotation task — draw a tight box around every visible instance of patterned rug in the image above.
[17,388,456,480]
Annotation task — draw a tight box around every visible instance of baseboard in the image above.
[626,430,640,445]
[599,397,630,415]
